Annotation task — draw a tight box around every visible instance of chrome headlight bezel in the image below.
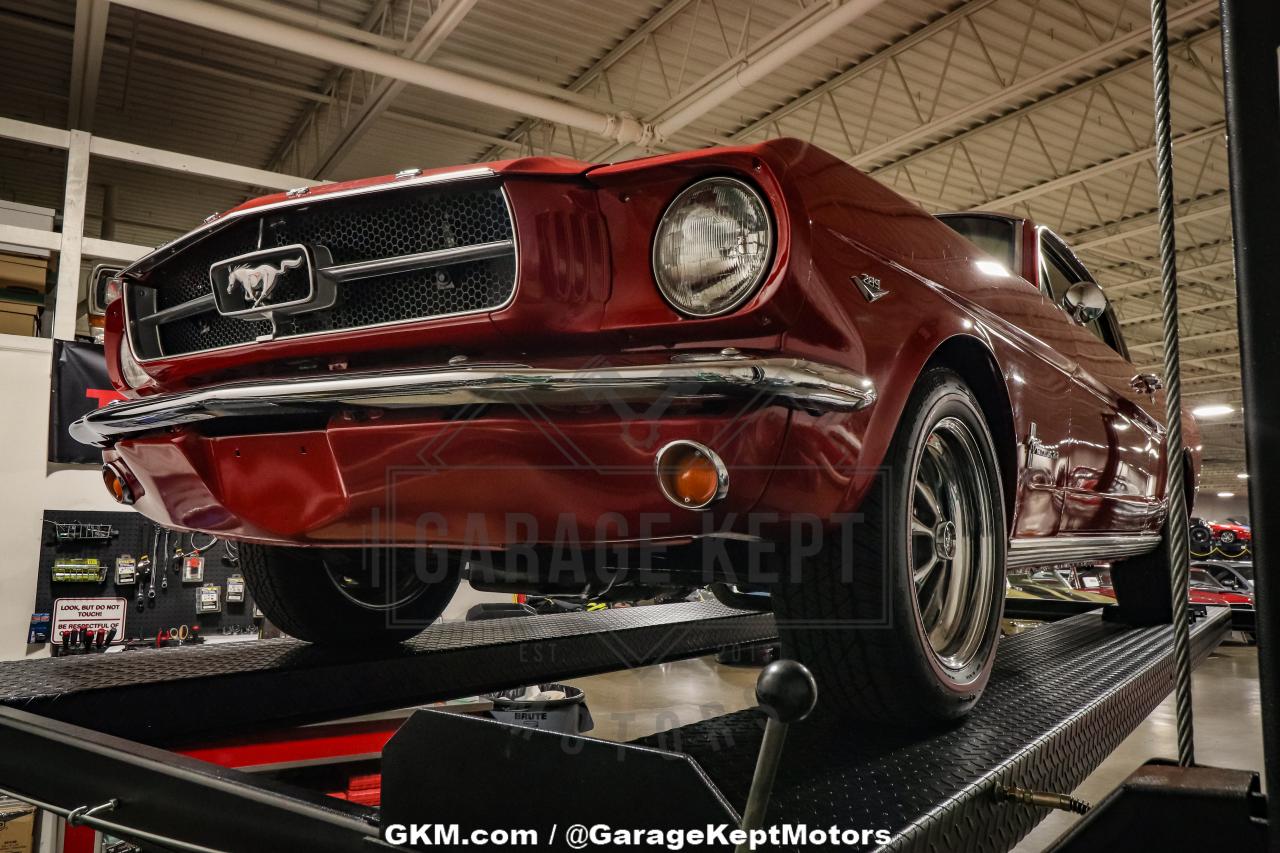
[651,176,775,318]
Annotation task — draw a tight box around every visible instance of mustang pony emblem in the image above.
[226,256,303,307]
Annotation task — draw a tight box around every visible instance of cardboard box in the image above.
[0,253,48,292]
[0,301,39,337]
[0,200,55,259]
[0,803,35,853]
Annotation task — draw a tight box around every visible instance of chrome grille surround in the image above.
[124,168,517,362]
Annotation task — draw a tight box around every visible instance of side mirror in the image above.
[1064,280,1107,323]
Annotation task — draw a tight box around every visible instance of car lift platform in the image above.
[0,600,775,743]
[0,601,1231,852]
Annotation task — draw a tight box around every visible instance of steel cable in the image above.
[1148,0,1195,767]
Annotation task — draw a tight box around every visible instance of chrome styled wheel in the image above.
[770,368,1005,723]
[907,417,999,684]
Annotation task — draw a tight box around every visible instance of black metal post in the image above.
[1219,2,1280,848]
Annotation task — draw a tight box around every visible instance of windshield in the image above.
[1189,568,1227,590]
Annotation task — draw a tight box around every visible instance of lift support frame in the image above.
[0,599,1230,852]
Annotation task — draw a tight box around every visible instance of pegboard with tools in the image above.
[32,509,259,645]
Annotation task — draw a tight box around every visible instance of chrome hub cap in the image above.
[908,417,998,681]
[934,520,957,560]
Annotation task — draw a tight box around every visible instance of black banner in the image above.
[49,339,125,464]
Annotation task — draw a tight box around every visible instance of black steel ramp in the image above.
[0,600,774,743]
[637,606,1231,853]
[0,602,1231,853]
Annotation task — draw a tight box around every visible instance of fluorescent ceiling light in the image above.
[1192,404,1234,418]
[1217,492,1235,498]
[1237,472,1249,479]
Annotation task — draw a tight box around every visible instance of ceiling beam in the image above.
[1128,327,1239,352]
[480,0,701,161]
[67,0,110,131]
[1107,257,1235,294]
[305,0,480,178]
[1120,296,1237,326]
[1139,350,1239,371]
[1089,243,1228,291]
[843,0,1217,169]
[971,122,1225,211]
[650,0,880,144]
[1070,193,1231,251]
[0,6,530,174]
[114,0,652,148]
[595,0,893,160]
[729,0,1003,144]
[215,0,406,51]
[871,26,1222,182]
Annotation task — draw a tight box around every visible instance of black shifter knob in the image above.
[736,659,818,850]
[755,660,818,724]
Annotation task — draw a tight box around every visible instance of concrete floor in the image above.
[567,637,1264,851]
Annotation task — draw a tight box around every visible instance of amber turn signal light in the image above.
[655,440,728,510]
[102,462,137,505]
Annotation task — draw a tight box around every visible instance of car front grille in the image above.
[127,175,516,360]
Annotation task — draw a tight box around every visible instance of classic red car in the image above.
[73,139,1198,723]
[1190,516,1251,554]
[1077,567,1253,607]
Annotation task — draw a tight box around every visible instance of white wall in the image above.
[0,335,56,660]
[0,334,133,661]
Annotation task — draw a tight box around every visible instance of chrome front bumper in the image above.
[70,355,876,447]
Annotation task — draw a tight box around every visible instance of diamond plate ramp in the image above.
[637,607,1231,853]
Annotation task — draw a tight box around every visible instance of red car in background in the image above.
[72,139,1199,724]
[1190,516,1252,555]
[1076,566,1254,607]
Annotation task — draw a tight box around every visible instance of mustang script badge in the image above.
[226,256,303,308]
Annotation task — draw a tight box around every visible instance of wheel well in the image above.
[925,336,1017,533]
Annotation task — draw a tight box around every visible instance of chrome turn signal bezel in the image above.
[102,462,137,505]
[654,440,730,510]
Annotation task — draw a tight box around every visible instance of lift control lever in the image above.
[736,660,817,853]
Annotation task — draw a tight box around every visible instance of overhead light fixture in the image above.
[1217,492,1235,498]
[1191,404,1234,418]
[1237,472,1249,479]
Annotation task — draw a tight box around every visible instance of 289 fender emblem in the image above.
[852,273,888,302]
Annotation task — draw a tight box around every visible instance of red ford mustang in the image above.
[73,139,1197,723]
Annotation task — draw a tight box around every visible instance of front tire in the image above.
[772,368,1006,724]
[240,544,461,644]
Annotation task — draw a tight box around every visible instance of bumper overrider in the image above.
[72,356,876,446]
[74,355,876,546]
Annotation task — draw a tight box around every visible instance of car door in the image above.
[1037,229,1164,533]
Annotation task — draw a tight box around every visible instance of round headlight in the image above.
[652,177,773,317]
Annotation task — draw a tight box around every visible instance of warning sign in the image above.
[51,598,127,637]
